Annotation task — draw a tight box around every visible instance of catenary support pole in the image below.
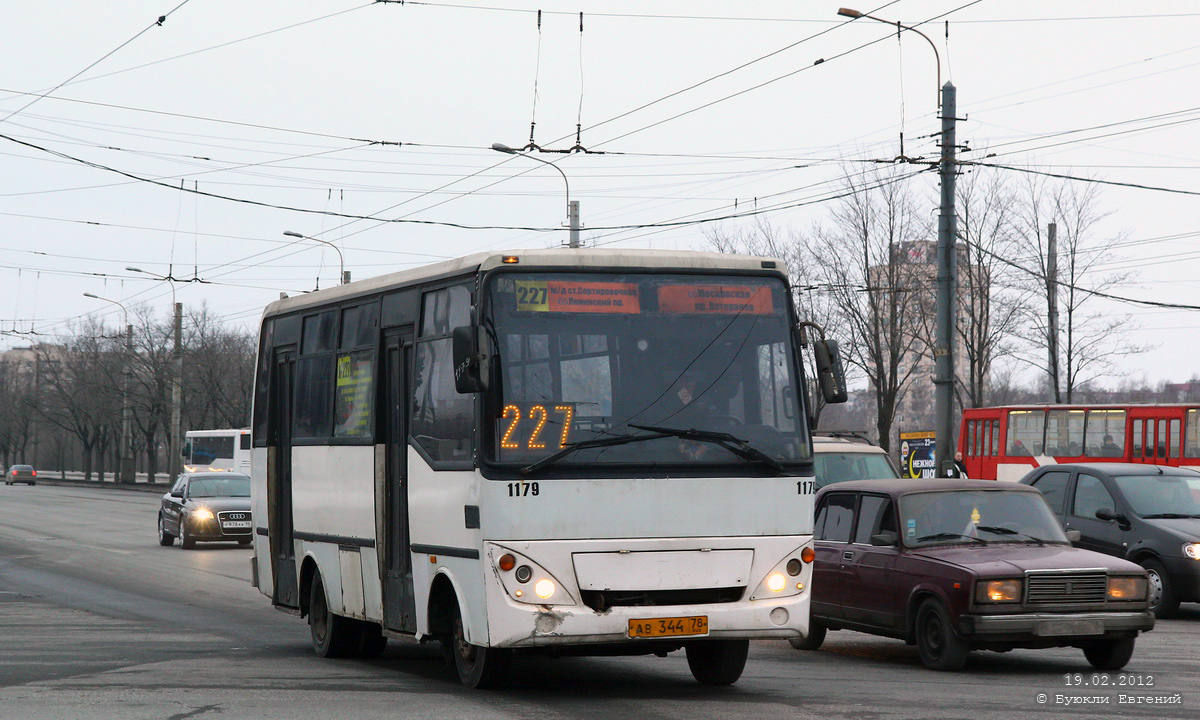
[935,82,959,476]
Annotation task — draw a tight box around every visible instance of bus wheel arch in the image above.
[298,555,320,620]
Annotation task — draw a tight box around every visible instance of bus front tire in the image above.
[451,611,510,688]
[308,571,358,658]
[788,622,827,651]
[686,639,749,685]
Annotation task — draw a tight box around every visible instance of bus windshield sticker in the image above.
[515,280,641,314]
[656,284,775,315]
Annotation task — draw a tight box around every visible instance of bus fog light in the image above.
[535,579,556,599]
[767,572,787,592]
[769,607,789,626]
[515,565,533,583]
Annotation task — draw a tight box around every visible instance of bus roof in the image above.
[261,247,785,319]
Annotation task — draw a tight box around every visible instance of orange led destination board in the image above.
[657,284,775,315]
[516,280,641,314]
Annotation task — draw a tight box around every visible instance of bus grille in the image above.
[581,587,743,612]
[1025,573,1107,605]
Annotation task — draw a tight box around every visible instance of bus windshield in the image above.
[484,271,809,470]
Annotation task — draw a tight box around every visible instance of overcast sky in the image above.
[2,1,1198,388]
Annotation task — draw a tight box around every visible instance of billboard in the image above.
[900,431,937,478]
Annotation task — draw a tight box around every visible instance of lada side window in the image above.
[1031,471,1071,515]
[816,493,855,543]
[1072,474,1116,517]
[853,495,896,544]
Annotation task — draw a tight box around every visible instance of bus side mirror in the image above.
[813,338,848,404]
[452,325,490,393]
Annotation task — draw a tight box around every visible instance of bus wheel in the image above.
[686,639,749,685]
[308,571,358,658]
[451,610,510,688]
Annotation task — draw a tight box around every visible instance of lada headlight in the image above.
[1107,576,1148,601]
[975,579,1022,603]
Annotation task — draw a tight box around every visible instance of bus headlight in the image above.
[534,579,556,600]
[488,544,576,606]
[750,545,812,600]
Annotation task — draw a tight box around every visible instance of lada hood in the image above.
[1143,516,1200,541]
[909,544,1143,576]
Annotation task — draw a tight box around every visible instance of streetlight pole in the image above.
[283,231,350,285]
[492,143,580,248]
[126,266,184,479]
[83,293,134,484]
[838,8,959,473]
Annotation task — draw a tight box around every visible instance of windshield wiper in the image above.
[976,525,1046,545]
[915,532,988,545]
[519,431,667,475]
[1141,513,1200,519]
[629,423,786,474]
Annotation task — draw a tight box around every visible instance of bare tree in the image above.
[1011,175,1147,401]
[808,166,932,451]
[183,303,255,430]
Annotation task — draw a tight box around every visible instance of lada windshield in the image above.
[899,489,1068,546]
[484,271,809,470]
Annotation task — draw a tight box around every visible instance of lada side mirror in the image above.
[452,325,490,393]
[870,531,898,547]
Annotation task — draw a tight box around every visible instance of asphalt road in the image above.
[2,482,1197,719]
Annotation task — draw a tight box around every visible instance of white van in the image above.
[812,433,899,489]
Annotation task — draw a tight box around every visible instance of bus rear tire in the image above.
[308,571,358,658]
[451,610,510,688]
[686,639,749,685]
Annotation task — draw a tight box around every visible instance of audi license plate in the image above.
[628,616,708,639]
[221,521,252,530]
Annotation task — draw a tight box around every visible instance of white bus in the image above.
[249,248,846,687]
[184,428,251,473]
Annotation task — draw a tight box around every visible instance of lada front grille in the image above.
[1025,572,1107,605]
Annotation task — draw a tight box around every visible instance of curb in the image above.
[24,477,170,494]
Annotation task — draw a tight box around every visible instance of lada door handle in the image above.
[842,550,855,560]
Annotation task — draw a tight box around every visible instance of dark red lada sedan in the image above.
[797,478,1155,671]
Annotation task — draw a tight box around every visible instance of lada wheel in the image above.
[308,571,358,658]
[915,599,969,671]
[1083,638,1135,670]
[157,515,174,546]
[788,622,827,651]
[451,610,510,688]
[686,639,749,685]
[1142,559,1180,618]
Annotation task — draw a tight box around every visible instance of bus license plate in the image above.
[221,521,252,530]
[628,616,708,639]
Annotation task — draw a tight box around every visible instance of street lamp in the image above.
[837,8,940,107]
[83,292,134,484]
[492,143,580,248]
[125,266,184,479]
[838,7,959,476]
[283,231,350,285]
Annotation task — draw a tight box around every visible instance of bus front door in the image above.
[382,330,416,633]
[271,349,299,608]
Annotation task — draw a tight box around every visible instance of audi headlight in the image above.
[1107,576,1147,601]
[975,579,1022,603]
[191,508,214,520]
